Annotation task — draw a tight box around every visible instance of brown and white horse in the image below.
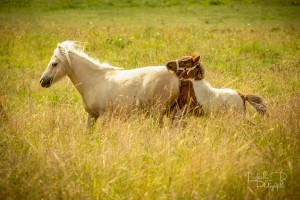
[40,41,180,127]
[166,55,267,116]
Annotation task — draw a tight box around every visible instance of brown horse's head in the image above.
[166,55,205,80]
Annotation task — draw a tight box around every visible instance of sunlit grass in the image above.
[0,2,300,199]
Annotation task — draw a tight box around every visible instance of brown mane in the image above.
[177,80,203,116]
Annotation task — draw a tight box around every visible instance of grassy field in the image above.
[1,0,300,199]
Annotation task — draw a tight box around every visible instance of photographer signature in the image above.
[247,171,287,191]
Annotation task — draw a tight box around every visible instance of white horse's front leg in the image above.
[87,114,99,129]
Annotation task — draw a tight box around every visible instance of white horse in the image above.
[40,41,180,126]
[166,55,267,115]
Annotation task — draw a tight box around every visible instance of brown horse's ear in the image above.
[192,55,200,63]
[166,61,176,72]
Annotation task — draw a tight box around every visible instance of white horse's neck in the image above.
[191,79,222,109]
[66,53,114,100]
[191,79,244,113]
[190,79,214,97]
[191,79,232,97]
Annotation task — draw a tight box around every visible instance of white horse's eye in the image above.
[52,62,58,67]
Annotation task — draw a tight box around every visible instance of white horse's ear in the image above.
[58,45,65,55]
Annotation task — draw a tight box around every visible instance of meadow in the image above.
[0,0,300,199]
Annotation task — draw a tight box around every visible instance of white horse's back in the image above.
[106,66,180,107]
[192,80,244,113]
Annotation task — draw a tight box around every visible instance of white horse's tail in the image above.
[244,94,267,115]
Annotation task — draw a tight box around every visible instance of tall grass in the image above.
[0,2,300,199]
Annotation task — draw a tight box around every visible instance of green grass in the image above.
[1,1,300,199]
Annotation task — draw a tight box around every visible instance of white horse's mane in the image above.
[56,41,123,70]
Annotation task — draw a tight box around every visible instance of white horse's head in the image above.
[40,41,74,88]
